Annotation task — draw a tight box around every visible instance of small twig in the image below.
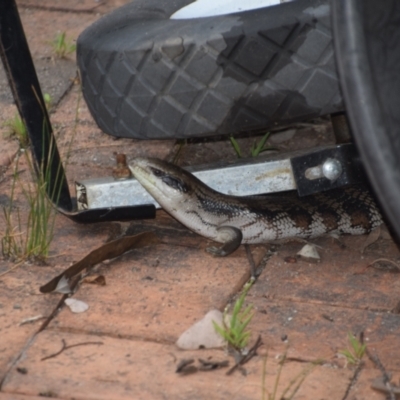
[366,347,395,400]
[342,331,367,400]
[41,338,67,361]
[19,315,46,326]
[38,274,82,333]
[175,358,229,374]
[41,339,103,361]
[226,335,263,375]
[285,356,327,364]
[245,245,257,278]
[176,358,198,375]
[341,361,364,400]
[0,260,25,278]
[176,358,195,373]
[198,358,229,371]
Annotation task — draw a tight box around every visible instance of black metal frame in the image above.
[0,0,155,222]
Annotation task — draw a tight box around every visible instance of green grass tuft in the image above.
[51,32,76,59]
[1,149,59,262]
[213,279,255,352]
[339,332,366,365]
[230,132,274,158]
[3,114,28,147]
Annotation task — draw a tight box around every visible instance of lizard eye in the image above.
[150,167,164,177]
[161,175,190,193]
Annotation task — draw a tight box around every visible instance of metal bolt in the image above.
[322,158,342,181]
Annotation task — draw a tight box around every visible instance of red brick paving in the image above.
[1,1,400,399]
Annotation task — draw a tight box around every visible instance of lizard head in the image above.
[129,157,194,210]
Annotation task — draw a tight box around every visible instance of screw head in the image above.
[322,158,342,181]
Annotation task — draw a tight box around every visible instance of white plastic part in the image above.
[171,0,293,19]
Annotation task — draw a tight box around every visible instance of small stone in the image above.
[297,244,320,263]
[65,298,89,313]
[176,310,227,350]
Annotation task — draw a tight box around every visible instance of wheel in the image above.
[332,0,400,240]
[77,0,344,139]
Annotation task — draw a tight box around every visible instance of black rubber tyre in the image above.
[332,0,400,240]
[77,0,344,139]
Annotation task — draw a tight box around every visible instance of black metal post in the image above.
[0,0,156,222]
[0,0,73,211]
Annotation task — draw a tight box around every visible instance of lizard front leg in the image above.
[206,226,243,257]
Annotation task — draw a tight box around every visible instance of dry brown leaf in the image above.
[361,224,391,253]
[40,231,158,293]
[82,275,106,286]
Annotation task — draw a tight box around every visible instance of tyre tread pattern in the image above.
[78,0,344,139]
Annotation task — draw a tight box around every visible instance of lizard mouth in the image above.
[130,158,191,195]
[129,161,158,193]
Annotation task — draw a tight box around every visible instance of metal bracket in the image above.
[77,143,367,210]
[291,143,367,196]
